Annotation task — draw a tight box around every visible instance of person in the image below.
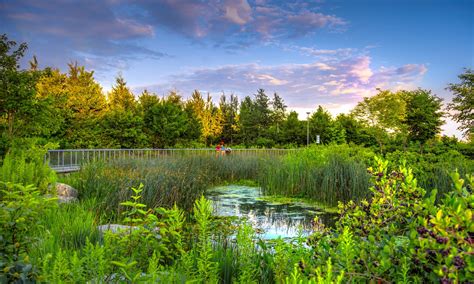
[225,147,232,155]
[220,142,226,156]
[215,143,221,157]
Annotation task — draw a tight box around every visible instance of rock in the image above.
[55,182,78,203]
[97,224,161,238]
[97,224,138,234]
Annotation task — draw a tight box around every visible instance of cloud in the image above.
[1,0,347,72]
[135,0,345,42]
[1,0,165,71]
[223,0,252,25]
[135,54,427,111]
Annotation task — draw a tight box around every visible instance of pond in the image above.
[206,185,337,239]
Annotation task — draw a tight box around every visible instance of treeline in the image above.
[1,34,472,155]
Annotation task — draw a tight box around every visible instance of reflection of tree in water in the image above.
[207,186,337,239]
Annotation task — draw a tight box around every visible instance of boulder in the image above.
[97,224,138,234]
[55,182,78,203]
[97,224,161,238]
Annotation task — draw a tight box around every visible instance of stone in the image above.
[55,182,78,203]
[97,224,138,234]
[97,224,161,238]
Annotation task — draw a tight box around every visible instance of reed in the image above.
[259,145,372,206]
[65,154,266,217]
[62,144,471,213]
[32,199,101,262]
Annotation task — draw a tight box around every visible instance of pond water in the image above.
[206,185,337,239]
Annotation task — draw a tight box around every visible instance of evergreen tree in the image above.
[269,92,287,143]
[219,94,239,144]
[144,98,188,148]
[138,89,160,115]
[238,96,256,146]
[63,63,107,148]
[253,89,272,137]
[187,91,223,145]
[280,111,304,145]
[309,106,333,144]
[108,75,136,112]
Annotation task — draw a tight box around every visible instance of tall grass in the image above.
[62,144,473,213]
[31,199,101,262]
[260,145,373,206]
[64,154,266,218]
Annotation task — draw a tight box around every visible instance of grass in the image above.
[59,144,473,215]
[61,155,266,219]
[259,146,372,206]
[31,198,102,262]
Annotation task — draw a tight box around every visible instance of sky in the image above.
[1,0,472,138]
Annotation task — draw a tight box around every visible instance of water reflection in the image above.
[206,185,337,239]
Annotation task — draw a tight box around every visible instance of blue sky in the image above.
[1,0,472,137]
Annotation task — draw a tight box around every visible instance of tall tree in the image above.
[108,75,136,112]
[447,69,474,139]
[144,99,188,148]
[271,92,287,133]
[403,89,444,146]
[101,110,148,148]
[238,96,256,146]
[253,89,272,137]
[309,106,333,144]
[64,63,107,148]
[187,91,222,144]
[219,93,239,144]
[138,89,160,114]
[352,90,406,152]
[280,111,304,145]
[0,34,37,139]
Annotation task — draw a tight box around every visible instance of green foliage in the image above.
[144,99,192,147]
[0,182,56,282]
[447,68,474,139]
[260,145,373,206]
[33,200,100,262]
[410,172,473,282]
[193,195,219,283]
[107,74,137,112]
[404,89,444,146]
[0,143,57,193]
[305,157,473,283]
[101,109,148,148]
[106,183,186,272]
[236,221,257,283]
[69,154,264,215]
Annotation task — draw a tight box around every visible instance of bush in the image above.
[0,143,57,193]
[0,182,56,282]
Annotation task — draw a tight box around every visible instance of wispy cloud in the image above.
[136,53,427,111]
[1,0,165,70]
[129,0,346,43]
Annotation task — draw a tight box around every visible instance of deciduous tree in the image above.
[447,69,474,139]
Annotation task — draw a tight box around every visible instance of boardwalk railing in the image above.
[46,148,299,173]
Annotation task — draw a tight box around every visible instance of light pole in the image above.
[306,112,310,147]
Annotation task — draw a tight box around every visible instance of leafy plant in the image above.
[0,182,56,282]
